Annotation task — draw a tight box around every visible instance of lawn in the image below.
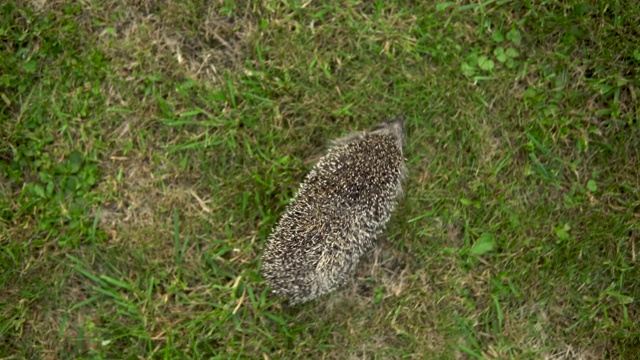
[1,0,639,358]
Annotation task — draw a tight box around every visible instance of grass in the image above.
[1,0,639,358]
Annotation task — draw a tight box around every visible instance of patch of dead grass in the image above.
[40,0,257,83]
[97,0,256,85]
[317,241,449,357]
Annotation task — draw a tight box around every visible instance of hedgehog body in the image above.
[261,116,407,304]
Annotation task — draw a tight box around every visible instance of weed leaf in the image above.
[494,47,506,63]
[478,56,494,71]
[470,233,496,255]
[506,28,522,44]
[491,30,505,43]
[436,2,455,11]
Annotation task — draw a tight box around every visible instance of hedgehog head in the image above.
[369,115,405,150]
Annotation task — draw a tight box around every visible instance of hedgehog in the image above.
[261,116,407,305]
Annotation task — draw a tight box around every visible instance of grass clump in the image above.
[1,0,639,358]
